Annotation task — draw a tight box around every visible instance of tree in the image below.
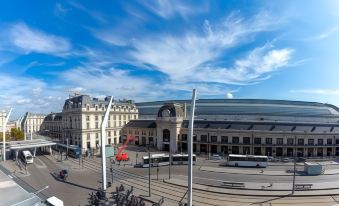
[11,128,24,141]
[0,132,10,141]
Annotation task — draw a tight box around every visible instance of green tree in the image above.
[0,132,10,141]
[11,128,24,141]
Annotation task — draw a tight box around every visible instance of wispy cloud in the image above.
[5,22,71,56]
[54,3,69,18]
[140,0,208,19]
[68,1,107,23]
[0,74,67,119]
[290,89,339,95]
[193,44,294,85]
[130,12,288,83]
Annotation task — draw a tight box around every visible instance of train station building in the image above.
[122,99,339,157]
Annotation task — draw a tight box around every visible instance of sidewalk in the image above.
[164,176,339,196]
[200,166,339,176]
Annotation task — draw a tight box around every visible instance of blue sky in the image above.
[0,0,339,118]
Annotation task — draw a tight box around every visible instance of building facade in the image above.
[123,100,339,157]
[40,112,63,140]
[62,95,138,152]
[21,112,46,137]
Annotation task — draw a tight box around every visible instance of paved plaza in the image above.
[2,146,339,205]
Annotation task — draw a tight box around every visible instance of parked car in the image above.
[297,157,306,162]
[282,158,289,162]
[212,154,222,160]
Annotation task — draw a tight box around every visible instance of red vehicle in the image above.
[116,135,134,161]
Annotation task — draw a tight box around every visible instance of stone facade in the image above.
[122,101,339,158]
[61,95,138,151]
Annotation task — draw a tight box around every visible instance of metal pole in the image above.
[157,167,159,180]
[188,89,197,206]
[66,138,69,159]
[2,108,12,161]
[111,161,113,184]
[292,135,297,194]
[148,143,151,197]
[101,96,113,191]
[169,143,171,179]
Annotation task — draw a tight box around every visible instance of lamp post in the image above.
[66,138,69,160]
[2,108,12,161]
[100,96,113,191]
[169,143,171,179]
[292,135,297,194]
[148,143,151,197]
[188,89,197,206]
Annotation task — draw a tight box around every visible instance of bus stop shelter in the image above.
[5,139,56,160]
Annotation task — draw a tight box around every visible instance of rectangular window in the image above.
[221,136,228,144]
[232,136,239,144]
[95,122,99,129]
[87,133,90,140]
[211,136,217,143]
[336,138,339,145]
[182,134,188,141]
[86,123,90,129]
[318,139,323,145]
[287,138,294,145]
[95,116,98,120]
[254,137,261,144]
[200,135,207,143]
[277,138,283,145]
[243,137,250,144]
[327,138,333,145]
[96,133,99,139]
[108,131,111,137]
[308,139,314,145]
[298,139,304,145]
[193,135,197,142]
[86,116,90,121]
[265,138,272,145]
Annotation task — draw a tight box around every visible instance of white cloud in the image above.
[68,1,107,23]
[290,89,339,95]
[8,22,71,56]
[16,98,32,105]
[307,26,338,41]
[192,44,294,84]
[130,12,284,82]
[54,3,69,18]
[32,87,43,96]
[226,92,234,99]
[0,74,67,119]
[62,67,154,98]
[140,0,208,19]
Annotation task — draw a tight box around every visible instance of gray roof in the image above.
[136,99,339,118]
[124,120,156,128]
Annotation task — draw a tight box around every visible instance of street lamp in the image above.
[2,108,12,161]
[148,143,151,197]
[292,135,297,194]
[188,89,197,206]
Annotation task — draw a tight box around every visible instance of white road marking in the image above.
[8,175,13,179]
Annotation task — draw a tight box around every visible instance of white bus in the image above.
[142,154,170,167]
[227,154,268,168]
[20,150,33,164]
[172,154,196,165]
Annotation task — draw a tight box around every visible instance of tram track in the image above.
[67,157,339,205]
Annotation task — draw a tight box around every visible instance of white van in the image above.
[45,196,64,206]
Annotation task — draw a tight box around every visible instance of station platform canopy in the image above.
[8,139,56,150]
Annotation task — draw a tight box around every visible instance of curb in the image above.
[199,167,339,176]
[163,179,339,197]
